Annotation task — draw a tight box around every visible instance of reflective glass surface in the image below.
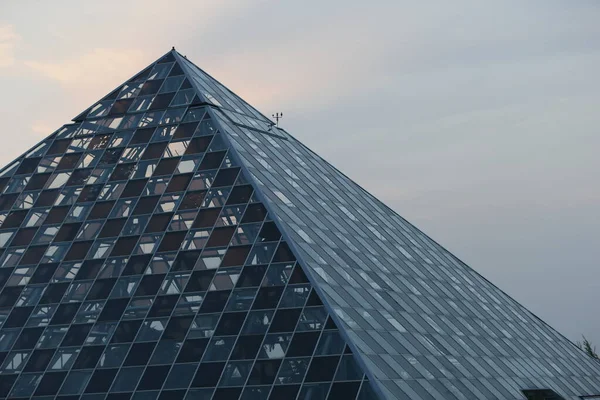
[214,103,600,398]
[0,48,598,400]
[199,77,600,399]
[0,50,375,400]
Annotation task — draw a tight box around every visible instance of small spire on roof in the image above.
[272,112,283,127]
[172,46,175,51]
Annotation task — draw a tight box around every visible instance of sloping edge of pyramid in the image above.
[211,110,600,397]
[278,126,593,361]
[0,49,180,179]
[171,49,600,399]
[282,130,595,363]
[174,51,274,125]
[169,49,396,399]
[188,109,386,399]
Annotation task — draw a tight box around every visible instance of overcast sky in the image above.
[1,0,599,344]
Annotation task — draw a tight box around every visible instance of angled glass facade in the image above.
[0,49,598,400]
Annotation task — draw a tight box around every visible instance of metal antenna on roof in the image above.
[272,112,283,127]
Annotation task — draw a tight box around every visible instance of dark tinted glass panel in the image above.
[176,338,208,363]
[109,322,141,345]
[328,382,361,399]
[179,191,205,210]
[61,323,92,346]
[269,308,302,333]
[75,260,104,280]
[110,99,135,115]
[57,153,82,170]
[133,196,160,215]
[252,287,284,309]
[199,291,230,314]
[65,241,93,260]
[139,80,163,96]
[79,184,103,202]
[39,282,69,304]
[154,158,179,176]
[165,174,192,193]
[131,128,155,144]
[185,136,212,154]
[136,274,165,296]
[35,372,67,395]
[0,194,18,210]
[237,265,268,288]
[30,263,59,284]
[36,189,60,206]
[142,143,168,160]
[215,312,246,336]
[111,236,139,256]
[148,295,178,317]
[222,246,251,268]
[241,204,267,223]
[122,255,152,276]
[193,208,220,228]
[226,185,253,205]
[288,265,309,284]
[47,139,71,155]
[270,385,300,399]
[305,356,340,382]
[99,218,127,238]
[89,201,115,219]
[157,231,186,252]
[150,93,175,110]
[145,213,172,233]
[199,151,226,170]
[44,206,70,225]
[123,342,156,366]
[87,278,117,300]
[3,210,29,228]
[73,346,104,369]
[98,299,129,322]
[173,122,198,140]
[191,362,224,387]
[212,168,240,187]
[26,173,51,190]
[85,368,118,393]
[121,179,148,198]
[5,307,34,328]
[287,332,320,357]
[16,157,41,174]
[184,270,214,292]
[230,335,262,360]
[172,250,200,272]
[54,223,81,242]
[20,245,48,265]
[24,348,55,372]
[111,163,136,181]
[206,227,235,248]
[248,360,281,385]
[10,227,38,246]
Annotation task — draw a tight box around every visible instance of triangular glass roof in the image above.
[0,48,599,400]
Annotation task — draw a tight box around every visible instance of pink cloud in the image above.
[0,24,19,67]
[25,48,146,90]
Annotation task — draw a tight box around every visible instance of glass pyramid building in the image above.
[0,49,598,400]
